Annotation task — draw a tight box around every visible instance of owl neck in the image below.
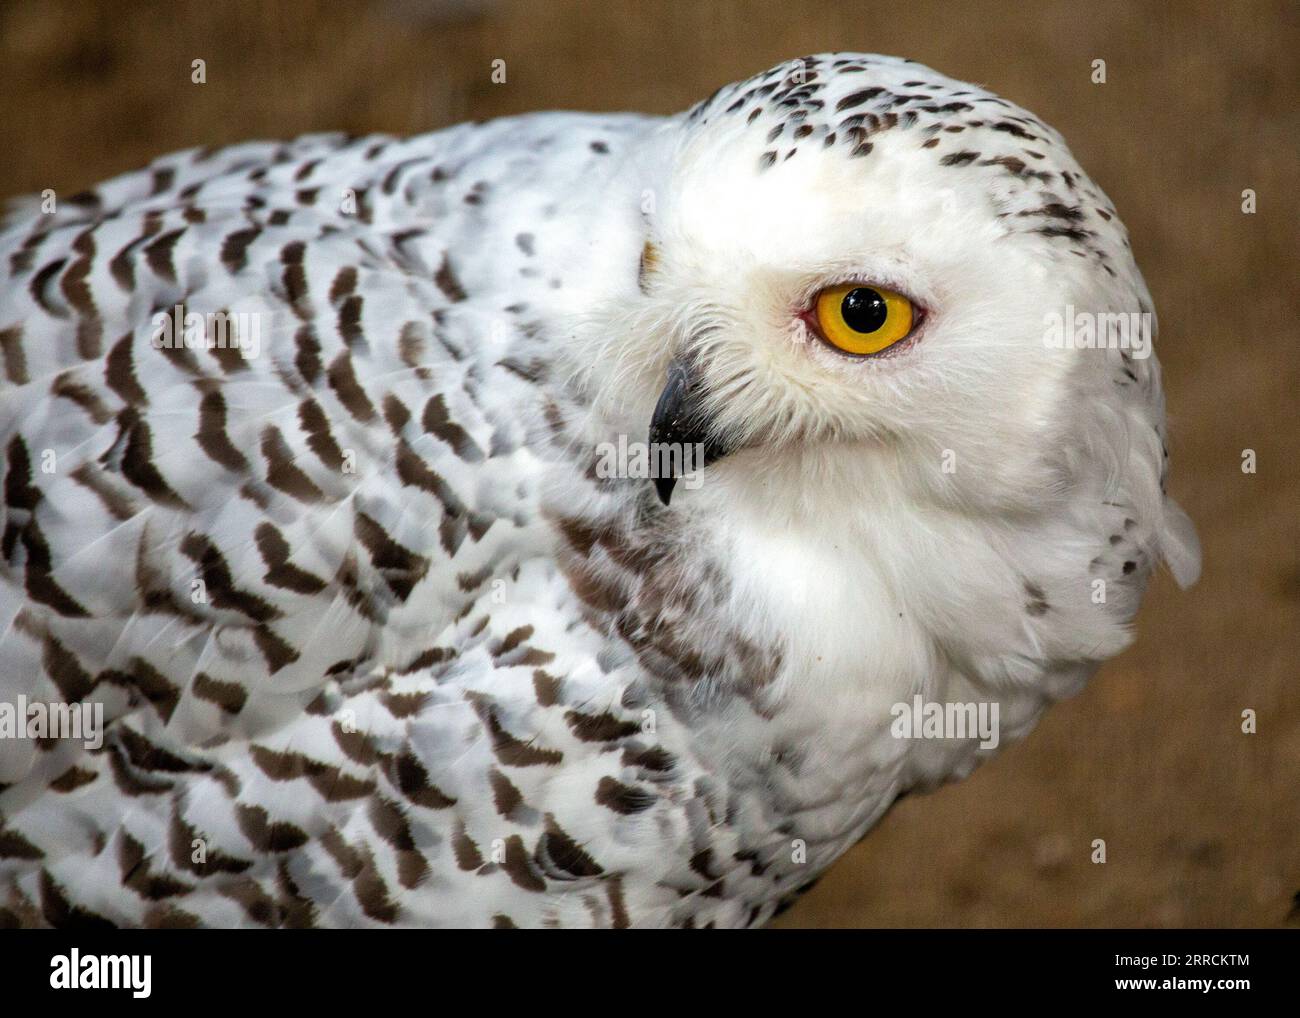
[543,412,920,854]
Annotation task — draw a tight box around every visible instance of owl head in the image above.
[571,54,1198,591]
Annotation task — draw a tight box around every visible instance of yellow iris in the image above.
[813,283,915,356]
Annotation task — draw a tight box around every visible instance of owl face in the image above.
[578,55,1157,518]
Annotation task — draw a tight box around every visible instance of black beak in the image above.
[647,357,732,505]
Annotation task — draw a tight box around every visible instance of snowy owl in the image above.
[0,53,1199,928]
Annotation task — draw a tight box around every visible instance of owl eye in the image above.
[811,283,916,356]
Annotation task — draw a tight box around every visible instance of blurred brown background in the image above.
[0,0,1295,927]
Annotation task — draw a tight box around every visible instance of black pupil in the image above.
[841,287,889,333]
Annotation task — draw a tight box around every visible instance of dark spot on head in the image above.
[835,87,885,112]
[993,120,1037,140]
[1037,225,1091,242]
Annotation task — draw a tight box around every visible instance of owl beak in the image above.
[648,356,732,506]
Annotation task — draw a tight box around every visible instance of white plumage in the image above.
[0,54,1197,927]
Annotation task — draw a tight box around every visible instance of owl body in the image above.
[0,55,1197,927]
